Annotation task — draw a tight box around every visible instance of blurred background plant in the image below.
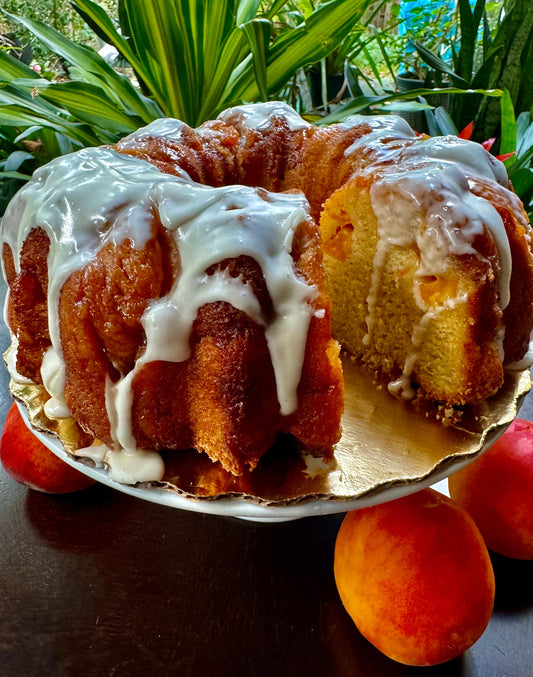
[408,0,533,142]
[0,0,378,214]
[394,0,455,83]
[404,0,533,217]
[1,0,117,73]
[271,0,401,112]
[0,0,532,218]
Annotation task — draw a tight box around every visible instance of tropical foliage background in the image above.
[1,0,532,218]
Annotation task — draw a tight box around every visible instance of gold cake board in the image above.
[10,353,531,507]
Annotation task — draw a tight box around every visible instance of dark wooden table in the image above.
[1,275,532,677]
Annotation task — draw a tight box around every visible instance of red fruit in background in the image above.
[0,402,94,493]
[448,417,533,560]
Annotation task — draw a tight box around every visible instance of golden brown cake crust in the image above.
[3,103,533,477]
[3,229,50,382]
[3,124,344,475]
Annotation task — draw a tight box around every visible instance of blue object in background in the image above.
[398,0,455,62]
[398,0,456,37]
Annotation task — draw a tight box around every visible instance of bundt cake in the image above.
[2,101,533,483]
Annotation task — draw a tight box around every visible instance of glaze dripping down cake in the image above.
[2,101,533,483]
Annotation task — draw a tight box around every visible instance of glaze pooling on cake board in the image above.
[10,354,532,515]
[2,101,533,490]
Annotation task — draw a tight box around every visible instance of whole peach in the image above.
[0,402,95,493]
[448,417,533,559]
[334,488,495,666]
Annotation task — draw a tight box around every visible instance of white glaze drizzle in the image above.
[341,113,418,162]
[3,342,33,385]
[2,103,531,479]
[73,443,165,484]
[41,346,70,418]
[120,101,311,149]
[0,145,316,481]
[340,114,526,396]
[506,341,533,371]
[105,448,165,484]
[120,117,188,146]
[370,162,511,307]
[214,107,523,386]
[216,101,311,132]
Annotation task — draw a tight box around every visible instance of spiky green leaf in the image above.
[1,10,158,122]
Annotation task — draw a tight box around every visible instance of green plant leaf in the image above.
[13,80,141,135]
[4,150,35,173]
[426,106,458,137]
[0,49,41,83]
[0,170,32,181]
[456,0,484,82]
[471,0,533,140]
[118,0,198,120]
[516,113,533,159]
[222,0,375,107]
[470,46,503,90]
[1,9,158,122]
[201,0,247,92]
[236,0,263,24]
[318,87,503,124]
[0,106,88,142]
[0,88,106,146]
[499,89,517,157]
[508,167,533,197]
[371,28,396,82]
[70,0,144,75]
[0,81,70,119]
[198,25,251,121]
[377,100,434,112]
[412,41,469,88]
[241,19,271,101]
[509,140,533,173]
